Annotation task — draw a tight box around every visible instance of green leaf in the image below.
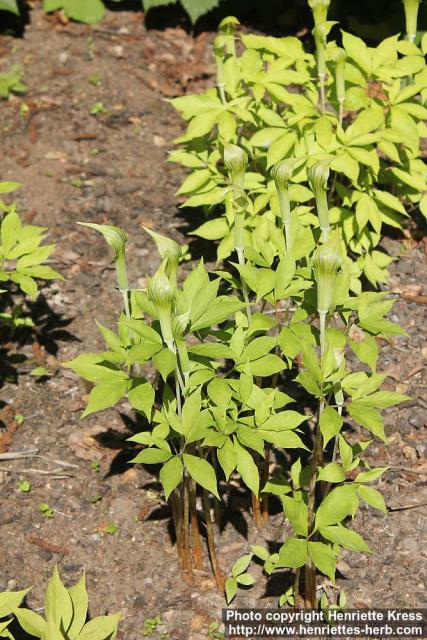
[143,0,176,11]
[180,0,219,23]
[43,0,63,9]
[317,463,345,483]
[338,436,353,472]
[13,608,45,637]
[307,541,336,582]
[260,410,306,431]
[236,572,256,586]
[240,336,276,362]
[192,218,229,241]
[354,467,388,483]
[45,566,73,631]
[54,0,105,23]
[181,389,201,436]
[16,244,55,269]
[347,403,386,441]
[66,574,88,639]
[1,209,21,254]
[282,496,307,536]
[0,589,31,618]
[128,379,155,419]
[239,366,253,405]
[354,390,409,409]
[319,406,343,448]
[152,348,177,382]
[245,353,284,377]
[190,296,244,331]
[217,437,237,480]
[188,342,233,359]
[130,448,172,464]
[183,454,219,498]
[349,333,378,371]
[0,180,21,192]
[42,617,64,640]
[391,167,425,192]
[31,366,50,377]
[315,485,359,529]
[63,354,127,384]
[9,272,37,299]
[176,168,211,195]
[342,30,371,75]
[373,189,406,215]
[79,613,121,640]
[261,429,308,450]
[356,193,381,233]
[225,577,237,604]
[234,440,259,496]
[357,484,387,513]
[231,554,252,577]
[94,321,123,353]
[320,525,371,553]
[250,545,269,561]
[160,456,184,499]
[278,538,307,568]
[81,381,128,418]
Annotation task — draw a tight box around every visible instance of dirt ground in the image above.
[0,8,426,640]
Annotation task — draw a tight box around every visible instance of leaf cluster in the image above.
[170,19,427,288]
[66,8,415,607]
[0,567,120,640]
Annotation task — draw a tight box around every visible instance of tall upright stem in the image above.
[189,479,204,570]
[319,73,326,114]
[236,247,252,320]
[294,567,303,609]
[182,475,193,577]
[319,312,326,358]
[121,289,131,319]
[261,445,271,523]
[305,312,327,607]
[170,490,184,570]
[202,490,225,592]
[338,100,344,127]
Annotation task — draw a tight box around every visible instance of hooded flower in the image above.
[308,159,331,240]
[148,259,175,349]
[78,222,128,292]
[143,227,181,286]
[224,143,248,190]
[313,233,344,314]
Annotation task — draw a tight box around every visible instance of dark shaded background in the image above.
[1,0,426,40]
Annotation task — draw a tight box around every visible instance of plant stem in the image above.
[189,478,204,571]
[120,289,131,319]
[202,489,225,593]
[211,452,222,529]
[170,489,184,571]
[319,73,326,114]
[294,567,303,609]
[183,475,193,578]
[175,375,182,415]
[319,312,326,358]
[338,99,344,127]
[304,404,323,608]
[323,385,344,499]
[236,247,252,320]
[284,220,291,253]
[305,312,327,607]
[251,490,263,531]
[218,83,226,104]
[261,445,271,523]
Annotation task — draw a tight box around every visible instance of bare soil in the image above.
[0,9,426,640]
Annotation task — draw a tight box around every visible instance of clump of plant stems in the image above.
[66,0,419,611]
